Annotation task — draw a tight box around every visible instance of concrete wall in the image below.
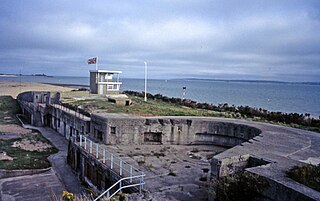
[17,91,60,126]
[247,169,319,201]
[17,91,60,105]
[89,114,261,147]
[48,106,91,140]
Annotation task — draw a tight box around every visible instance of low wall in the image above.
[0,167,51,179]
[247,169,319,201]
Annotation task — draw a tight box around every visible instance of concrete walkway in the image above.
[25,125,86,194]
[0,169,65,201]
[0,125,86,201]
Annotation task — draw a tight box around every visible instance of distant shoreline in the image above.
[0,74,319,85]
[0,73,52,77]
[0,74,17,77]
[42,82,89,89]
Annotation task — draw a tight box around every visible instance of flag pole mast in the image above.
[96,56,98,70]
[144,61,147,102]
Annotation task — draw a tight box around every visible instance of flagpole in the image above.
[144,61,147,102]
[96,56,98,70]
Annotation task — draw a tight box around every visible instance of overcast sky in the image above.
[0,0,319,81]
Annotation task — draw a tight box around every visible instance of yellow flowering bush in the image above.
[62,191,75,201]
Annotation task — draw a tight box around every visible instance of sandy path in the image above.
[0,81,75,98]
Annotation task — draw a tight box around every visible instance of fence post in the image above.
[84,137,87,150]
[79,135,82,147]
[110,154,113,169]
[142,176,144,189]
[120,160,123,176]
[139,176,142,193]
[96,143,99,158]
[130,166,133,183]
[103,149,106,163]
[90,140,92,154]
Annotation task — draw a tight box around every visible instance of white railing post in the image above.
[84,137,87,150]
[139,176,142,193]
[90,141,92,154]
[142,176,144,190]
[103,149,106,163]
[130,166,133,183]
[80,135,82,147]
[120,160,123,176]
[96,143,99,158]
[110,154,113,169]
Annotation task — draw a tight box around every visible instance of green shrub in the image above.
[287,164,320,192]
[215,171,269,201]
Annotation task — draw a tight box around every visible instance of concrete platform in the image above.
[0,169,64,201]
[104,144,227,200]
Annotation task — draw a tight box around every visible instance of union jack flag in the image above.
[87,57,97,64]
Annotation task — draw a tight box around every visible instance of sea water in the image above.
[1,76,319,116]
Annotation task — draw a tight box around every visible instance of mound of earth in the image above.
[0,124,31,135]
[11,139,52,152]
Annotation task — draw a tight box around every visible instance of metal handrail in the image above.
[93,174,145,201]
[74,135,145,200]
[76,135,144,177]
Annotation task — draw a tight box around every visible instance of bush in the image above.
[287,164,320,192]
[123,91,320,133]
[215,171,269,201]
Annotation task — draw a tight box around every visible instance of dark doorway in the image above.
[44,114,51,127]
[97,130,103,141]
[144,132,162,144]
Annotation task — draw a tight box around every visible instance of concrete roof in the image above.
[89,70,122,74]
[93,112,143,119]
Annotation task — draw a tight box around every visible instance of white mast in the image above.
[95,56,99,70]
[144,61,148,102]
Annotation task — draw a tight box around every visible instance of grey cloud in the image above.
[0,0,319,81]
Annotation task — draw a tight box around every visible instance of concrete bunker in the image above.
[16,91,320,201]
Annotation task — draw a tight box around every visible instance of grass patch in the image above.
[0,132,58,170]
[0,96,21,125]
[287,164,320,192]
[0,96,56,170]
[64,94,320,133]
[66,95,233,117]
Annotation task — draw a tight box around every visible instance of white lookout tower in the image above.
[90,70,122,95]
